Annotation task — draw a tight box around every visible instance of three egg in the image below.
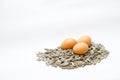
[61,35,91,55]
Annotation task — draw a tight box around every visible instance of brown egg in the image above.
[78,35,91,46]
[61,38,77,50]
[73,42,89,55]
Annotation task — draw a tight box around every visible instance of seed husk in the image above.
[36,42,109,69]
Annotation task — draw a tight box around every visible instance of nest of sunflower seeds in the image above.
[36,42,109,69]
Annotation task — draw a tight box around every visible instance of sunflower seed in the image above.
[36,42,109,69]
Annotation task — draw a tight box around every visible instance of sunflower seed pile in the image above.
[36,42,109,69]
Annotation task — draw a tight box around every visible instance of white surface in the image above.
[0,0,120,80]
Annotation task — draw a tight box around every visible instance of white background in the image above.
[0,0,120,80]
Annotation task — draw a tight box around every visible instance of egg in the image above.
[61,38,77,50]
[78,35,91,46]
[73,42,89,55]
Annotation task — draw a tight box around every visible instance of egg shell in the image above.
[78,35,91,46]
[61,38,77,50]
[73,42,89,55]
